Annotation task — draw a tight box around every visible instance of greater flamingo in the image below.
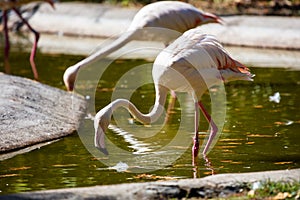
[63,1,223,91]
[1,0,54,80]
[94,28,254,159]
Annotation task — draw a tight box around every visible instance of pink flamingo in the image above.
[63,1,223,91]
[94,28,254,160]
[1,0,54,80]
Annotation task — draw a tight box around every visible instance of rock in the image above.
[0,73,87,153]
[1,168,299,200]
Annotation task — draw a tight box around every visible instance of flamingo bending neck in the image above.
[94,84,168,153]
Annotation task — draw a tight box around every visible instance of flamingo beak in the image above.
[63,67,76,91]
[203,13,225,25]
[215,16,225,25]
[65,81,74,91]
[46,0,55,9]
[96,147,109,155]
[94,124,109,155]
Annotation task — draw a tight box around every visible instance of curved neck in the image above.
[110,84,168,124]
[73,30,137,71]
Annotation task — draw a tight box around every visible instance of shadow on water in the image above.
[0,50,299,194]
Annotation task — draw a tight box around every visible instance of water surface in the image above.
[0,50,299,194]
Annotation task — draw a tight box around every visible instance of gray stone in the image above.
[0,73,87,153]
[1,168,299,200]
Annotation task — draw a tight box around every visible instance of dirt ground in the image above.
[120,0,300,16]
[190,0,300,16]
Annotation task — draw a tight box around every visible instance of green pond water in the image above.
[0,50,299,194]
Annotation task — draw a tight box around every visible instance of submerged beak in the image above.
[94,124,109,155]
[96,147,109,155]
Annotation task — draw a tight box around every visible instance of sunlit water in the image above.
[0,50,299,194]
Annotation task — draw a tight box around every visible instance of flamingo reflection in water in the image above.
[0,0,55,80]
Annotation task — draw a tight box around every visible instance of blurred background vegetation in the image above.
[59,0,300,16]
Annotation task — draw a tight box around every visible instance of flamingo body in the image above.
[94,28,254,158]
[128,1,222,41]
[154,30,252,97]
[63,1,222,91]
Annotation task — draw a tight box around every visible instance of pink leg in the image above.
[192,102,200,164]
[203,154,215,175]
[3,10,11,74]
[198,101,218,155]
[13,8,40,80]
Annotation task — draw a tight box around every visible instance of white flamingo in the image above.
[94,28,254,159]
[1,0,55,80]
[63,1,223,91]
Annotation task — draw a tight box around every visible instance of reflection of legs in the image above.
[203,154,215,175]
[13,8,40,80]
[3,10,11,74]
[198,101,218,155]
[192,102,200,165]
[164,90,177,123]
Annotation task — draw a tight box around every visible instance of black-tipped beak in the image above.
[97,147,109,155]
[216,17,226,25]
[47,0,55,9]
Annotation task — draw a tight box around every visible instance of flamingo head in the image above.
[63,66,78,91]
[200,12,224,25]
[94,105,113,155]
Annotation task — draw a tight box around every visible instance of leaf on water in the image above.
[227,142,243,145]
[246,141,255,145]
[231,161,243,164]
[0,174,19,178]
[274,121,284,125]
[217,145,237,149]
[254,105,263,108]
[203,171,214,175]
[274,161,293,165]
[52,164,78,168]
[134,174,179,180]
[247,134,273,138]
[221,149,234,153]
[274,120,293,126]
[221,160,242,164]
[220,138,244,142]
[9,167,31,171]
[97,88,114,92]
[220,160,232,163]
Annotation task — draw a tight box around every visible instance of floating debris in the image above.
[269,92,281,103]
[133,173,181,180]
[109,161,129,172]
[274,120,293,126]
[85,113,95,120]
